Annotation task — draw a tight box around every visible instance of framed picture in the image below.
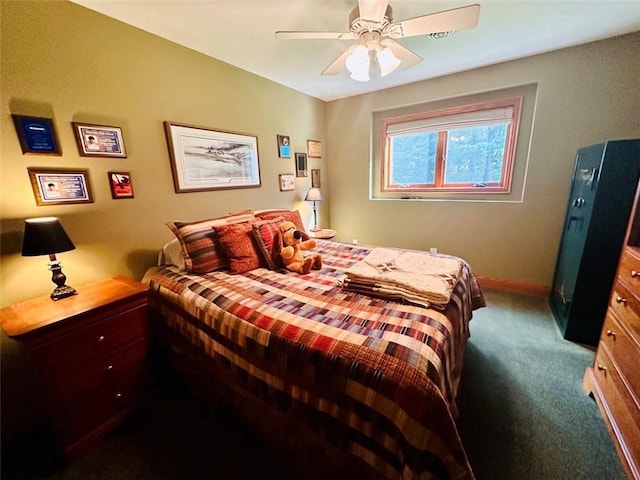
[12,115,61,155]
[72,122,127,158]
[307,139,321,158]
[279,173,295,191]
[164,121,261,193]
[277,134,291,158]
[295,152,308,177]
[311,168,321,188]
[108,171,134,199]
[27,167,93,206]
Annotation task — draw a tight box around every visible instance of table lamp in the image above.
[305,187,323,231]
[21,217,78,301]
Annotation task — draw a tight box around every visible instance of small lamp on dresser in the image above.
[22,217,78,301]
[305,187,323,231]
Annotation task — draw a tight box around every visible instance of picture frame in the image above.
[311,168,321,188]
[295,152,308,177]
[279,173,295,192]
[72,122,127,158]
[307,139,322,158]
[27,167,93,206]
[108,171,134,199]
[164,121,261,193]
[12,115,61,155]
[277,134,291,158]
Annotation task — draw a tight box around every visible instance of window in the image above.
[381,97,522,194]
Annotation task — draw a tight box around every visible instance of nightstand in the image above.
[310,228,337,240]
[0,276,156,462]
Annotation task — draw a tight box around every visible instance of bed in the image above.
[143,209,485,480]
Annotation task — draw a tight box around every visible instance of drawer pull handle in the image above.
[98,335,105,343]
[615,296,627,304]
[106,365,114,372]
[115,392,123,399]
[606,329,616,339]
[597,364,607,374]
[632,270,639,278]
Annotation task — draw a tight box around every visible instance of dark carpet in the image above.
[2,289,626,479]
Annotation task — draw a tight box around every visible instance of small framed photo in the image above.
[72,122,127,157]
[108,171,134,199]
[307,139,321,158]
[12,115,61,155]
[164,121,261,193]
[279,173,295,192]
[311,169,321,188]
[295,152,308,177]
[27,167,93,206]
[277,134,291,158]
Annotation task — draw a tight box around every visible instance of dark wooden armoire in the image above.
[550,139,640,345]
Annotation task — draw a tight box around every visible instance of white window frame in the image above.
[381,97,523,194]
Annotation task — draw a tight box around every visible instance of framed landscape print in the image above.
[72,122,127,157]
[27,167,93,206]
[164,121,261,193]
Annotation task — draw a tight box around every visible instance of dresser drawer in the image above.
[41,339,150,406]
[591,345,640,477]
[600,312,640,408]
[610,280,640,341]
[27,305,149,379]
[618,248,640,292]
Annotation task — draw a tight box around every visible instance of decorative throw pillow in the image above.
[255,209,306,233]
[252,216,285,270]
[213,221,265,274]
[166,212,255,273]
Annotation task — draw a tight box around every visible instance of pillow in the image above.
[158,238,186,270]
[252,216,285,270]
[166,212,255,273]
[255,209,305,233]
[213,221,265,274]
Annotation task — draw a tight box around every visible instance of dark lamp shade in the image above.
[305,188,323,202]
[21,217,76,257]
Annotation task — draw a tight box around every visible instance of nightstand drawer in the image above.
[609,280,640,341]
[28,305,149,379]
[42,339,150,405]
[52,367,153,444]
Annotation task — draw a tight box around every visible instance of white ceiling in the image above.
[70,0,640,102]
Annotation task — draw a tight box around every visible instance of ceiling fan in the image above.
[275,0,480,81]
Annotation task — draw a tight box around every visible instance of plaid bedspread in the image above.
[144,240,485,479]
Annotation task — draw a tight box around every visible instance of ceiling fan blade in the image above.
[388,4,480,38]
[380,39,423,70]
[321,48,353,76]
[275,31,357,40]
[358,0,389,22]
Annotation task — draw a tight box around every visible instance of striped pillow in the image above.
[166,212,255,273]
[252,216,285,270]
[255,209,306,233]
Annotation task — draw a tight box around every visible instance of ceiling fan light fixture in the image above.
[376,46,401,77]
[345,44,370,82]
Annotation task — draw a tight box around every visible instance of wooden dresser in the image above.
[584,181,640,480]
[0,276,155,462]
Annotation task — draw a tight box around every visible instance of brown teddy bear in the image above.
[274,221,322,274]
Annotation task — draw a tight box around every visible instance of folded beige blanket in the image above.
[338,247,463,308]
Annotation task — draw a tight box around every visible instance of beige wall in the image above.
[0,0,327,440]
[325,32,640,288]
[1,0,327,308]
